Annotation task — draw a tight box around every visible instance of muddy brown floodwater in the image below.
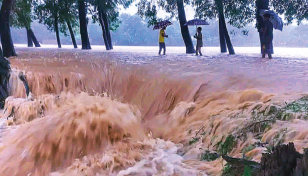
[0,47,307,176]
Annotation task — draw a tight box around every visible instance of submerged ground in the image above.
[0,46,307,175]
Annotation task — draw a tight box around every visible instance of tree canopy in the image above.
[11,0,33,29]
[194,0,308,29]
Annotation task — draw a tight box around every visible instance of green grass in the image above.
[216,135,237,156]
[243,166,253,176]
[222,163,233,175]
[276,96,308,120]
[189,137,200,145]
[201,150,220,161]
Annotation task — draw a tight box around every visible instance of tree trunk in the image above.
[54,16,61,48]
[256,0,273,54]
[26,28,34,47]
[216,0,235,55]
[0,46,11,109]
[100,4,113,50]
[221,15,235,55]
[28,28,41,47]
[98,12,111,50]
[176,0,195,54]
[0,0,17,57]
[219,16,227,53]
[78,0,91,50]
[66,20,78,48]
[97,3,111,50]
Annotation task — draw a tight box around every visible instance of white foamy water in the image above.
[116,139,207,176]
[1,45,308,176]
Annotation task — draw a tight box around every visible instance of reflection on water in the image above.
[0,47,307,175]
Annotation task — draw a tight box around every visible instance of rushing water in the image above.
[0,46,307,175]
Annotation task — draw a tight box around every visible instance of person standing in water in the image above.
[194,27,203,56]
[261,13,273,59]
[159,27,168,55]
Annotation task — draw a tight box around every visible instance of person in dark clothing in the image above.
[261,13,273,59]
[194,27,203,56]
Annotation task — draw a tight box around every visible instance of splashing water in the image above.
[0,48,308,175]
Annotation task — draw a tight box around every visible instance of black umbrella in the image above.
[259,10,283,31]
[153,20,172,30]
[184,19,209,26]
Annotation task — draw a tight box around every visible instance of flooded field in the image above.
[0,46,308,175]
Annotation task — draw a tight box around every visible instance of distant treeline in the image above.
[11,13,308,48]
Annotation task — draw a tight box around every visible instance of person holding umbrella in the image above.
[261,13,274,59]
[194,27,203,56]
[184,19,209,56]
[259,10,283,59]
[153,20,172,55]
[159,27,168,55]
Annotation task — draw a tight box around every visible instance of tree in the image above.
[58,0,79,48]
[11,0,41,47]
[193,0,235,54]
[216,0,235,54]
[90,0,132,50]
[177,0,196,53]
[0,49,10,108]
[0,0,17,57]
[35,0,62,48]
[272,0,308,25]
[137,0,196,54]
[78,0,91,49]
[0,0,13,107]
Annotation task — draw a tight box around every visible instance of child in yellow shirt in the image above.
[159,27,168,55]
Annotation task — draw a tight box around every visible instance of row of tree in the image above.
[1,0,308,59]
[11,14,308,47]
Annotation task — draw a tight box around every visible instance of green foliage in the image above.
[271,0,308,25]
[216,135,237,156]
[193,0,308,29]
[189,137,200,145]
[201,150,220,161]
[222,163,233,175]
[137,0,161,27]
[34,0,79,36]
[192,0,256,28]
[11,0,33,29]
[243,165,253,176]
[223,0,256,28]
[90,0,133,31]
[276,95,308,120]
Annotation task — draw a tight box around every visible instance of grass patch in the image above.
[276,96,308,120]
[189,137,200,145]
[201,150,220,161]
[216,135,237,156]
[222,163,233,175]
[243,165,253,176]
